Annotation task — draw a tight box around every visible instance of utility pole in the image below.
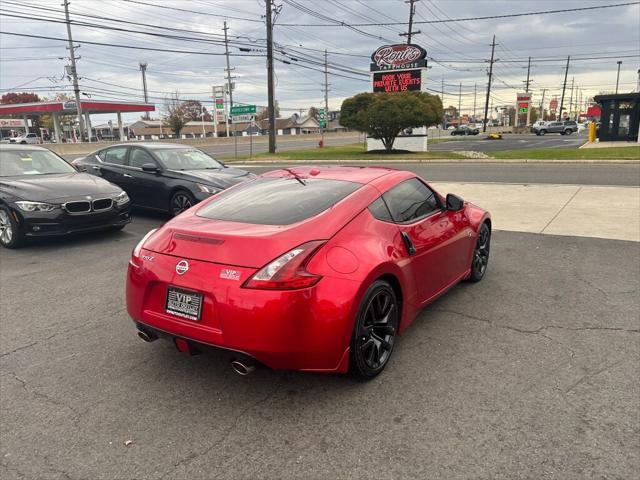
[558,55,570,121]
[473,82,477,121]
[524,56,531,92]
[615,60,622,94]
[539,88,546,121]
[321,48,329,144]
[266,0,276,153]
[482,35,496,133]
[223,21,235,110]
[568,77,574,121]
[458,82,462,125]
[139,62,149,119]
[399,0,420,44]
[441,76,445,129]
[63,0,85,142]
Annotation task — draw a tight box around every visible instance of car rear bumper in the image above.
[126,249,360,372]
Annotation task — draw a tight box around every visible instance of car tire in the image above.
[349,280,399,380]
[169,190,195,217]
[20,141,26,144]
[539,130,546,136]
[450,132,455,136]
[0,206,23,249]
[468,223,491,282]
[564,130,572,135]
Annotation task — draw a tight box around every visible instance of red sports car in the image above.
[127,167,491,379]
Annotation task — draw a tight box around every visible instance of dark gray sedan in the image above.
[72,143,254,216]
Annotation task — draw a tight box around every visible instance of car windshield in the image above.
[0,149,75,177]
[153,148,223,170]
[197,177,362,225]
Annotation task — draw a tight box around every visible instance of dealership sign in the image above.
[370,44,427,72]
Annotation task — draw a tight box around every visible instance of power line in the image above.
[279,2,639,26]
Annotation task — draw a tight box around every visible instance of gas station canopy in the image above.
[0,99,155,115]
[0,99,155,143]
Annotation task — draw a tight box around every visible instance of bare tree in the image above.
[163,92,188,137]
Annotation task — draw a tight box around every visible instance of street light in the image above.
[615,61,622,94]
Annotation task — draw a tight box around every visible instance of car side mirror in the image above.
[446,193,464,211]
[141,163,160,173]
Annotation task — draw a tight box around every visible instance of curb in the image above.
[225,158,640,165]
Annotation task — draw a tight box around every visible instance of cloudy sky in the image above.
[1,0,638,122]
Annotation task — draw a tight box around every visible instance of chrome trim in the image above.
[92,198,113,212]
[62,200,91,214]
[62,197,113,215]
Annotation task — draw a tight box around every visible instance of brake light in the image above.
[130,228,158,267]
[242,240,326,290]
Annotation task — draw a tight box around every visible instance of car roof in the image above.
[261,166,396,184]
[99,142,194,150]
[0,144,49,151]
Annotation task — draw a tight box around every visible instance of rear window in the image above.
[196,178,361,225]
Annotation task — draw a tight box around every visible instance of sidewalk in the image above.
[431,182,640,242]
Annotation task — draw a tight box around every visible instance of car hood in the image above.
[169,167,255,189]
[0,172,122,202]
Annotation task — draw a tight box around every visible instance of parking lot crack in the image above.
[158,382,282,480]
[0,341,39,359]
[563,359,625,395]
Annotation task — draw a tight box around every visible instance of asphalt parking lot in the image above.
[426,132,587,152]
[1,203,638,478]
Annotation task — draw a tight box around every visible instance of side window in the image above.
[129,148,156,168]
[103,147,128,165]
[368,197,393,222]
[383,178,440,223]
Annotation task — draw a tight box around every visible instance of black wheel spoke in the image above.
[357,287,398,371]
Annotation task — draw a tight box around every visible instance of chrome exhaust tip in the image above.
[230,360,255,376]
[137,329,157,343]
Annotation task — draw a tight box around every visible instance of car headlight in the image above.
[114,191,130,206]
[15,201,57,212]
[196,183,221,194]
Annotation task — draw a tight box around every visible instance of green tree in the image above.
[340,92,442,151]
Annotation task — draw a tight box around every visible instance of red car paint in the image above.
[126,166,490,373]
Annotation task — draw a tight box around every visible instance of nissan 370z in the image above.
[127,167,491,379]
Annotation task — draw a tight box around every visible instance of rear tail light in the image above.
[242,240,326,290]
[130,228,158,267]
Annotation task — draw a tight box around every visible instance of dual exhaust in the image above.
[137,328,256,376]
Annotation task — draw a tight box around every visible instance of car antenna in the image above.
[282,168,306,186]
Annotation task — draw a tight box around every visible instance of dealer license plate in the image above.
[165,287,203,321]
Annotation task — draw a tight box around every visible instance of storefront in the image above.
[594,93,639,142]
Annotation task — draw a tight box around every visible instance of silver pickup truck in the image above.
[533,121,578,136]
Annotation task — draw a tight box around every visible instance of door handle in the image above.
[400,231,416,256]
[123,173,133,178]
[91,165,100,171]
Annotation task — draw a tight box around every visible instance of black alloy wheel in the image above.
[170,191,195,216]
[350,280,399,379]
[469,223,490,282]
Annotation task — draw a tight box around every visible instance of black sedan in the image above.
[0,145,131,248]
[73,143,254,216]
[450,125,480,136]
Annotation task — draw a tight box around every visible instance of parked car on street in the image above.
[128,166,491,379]
[8,133,40,144]
[533,121,578,136]
[0,145,131,248]
[73,143,255,216]
[451,125,480,136]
